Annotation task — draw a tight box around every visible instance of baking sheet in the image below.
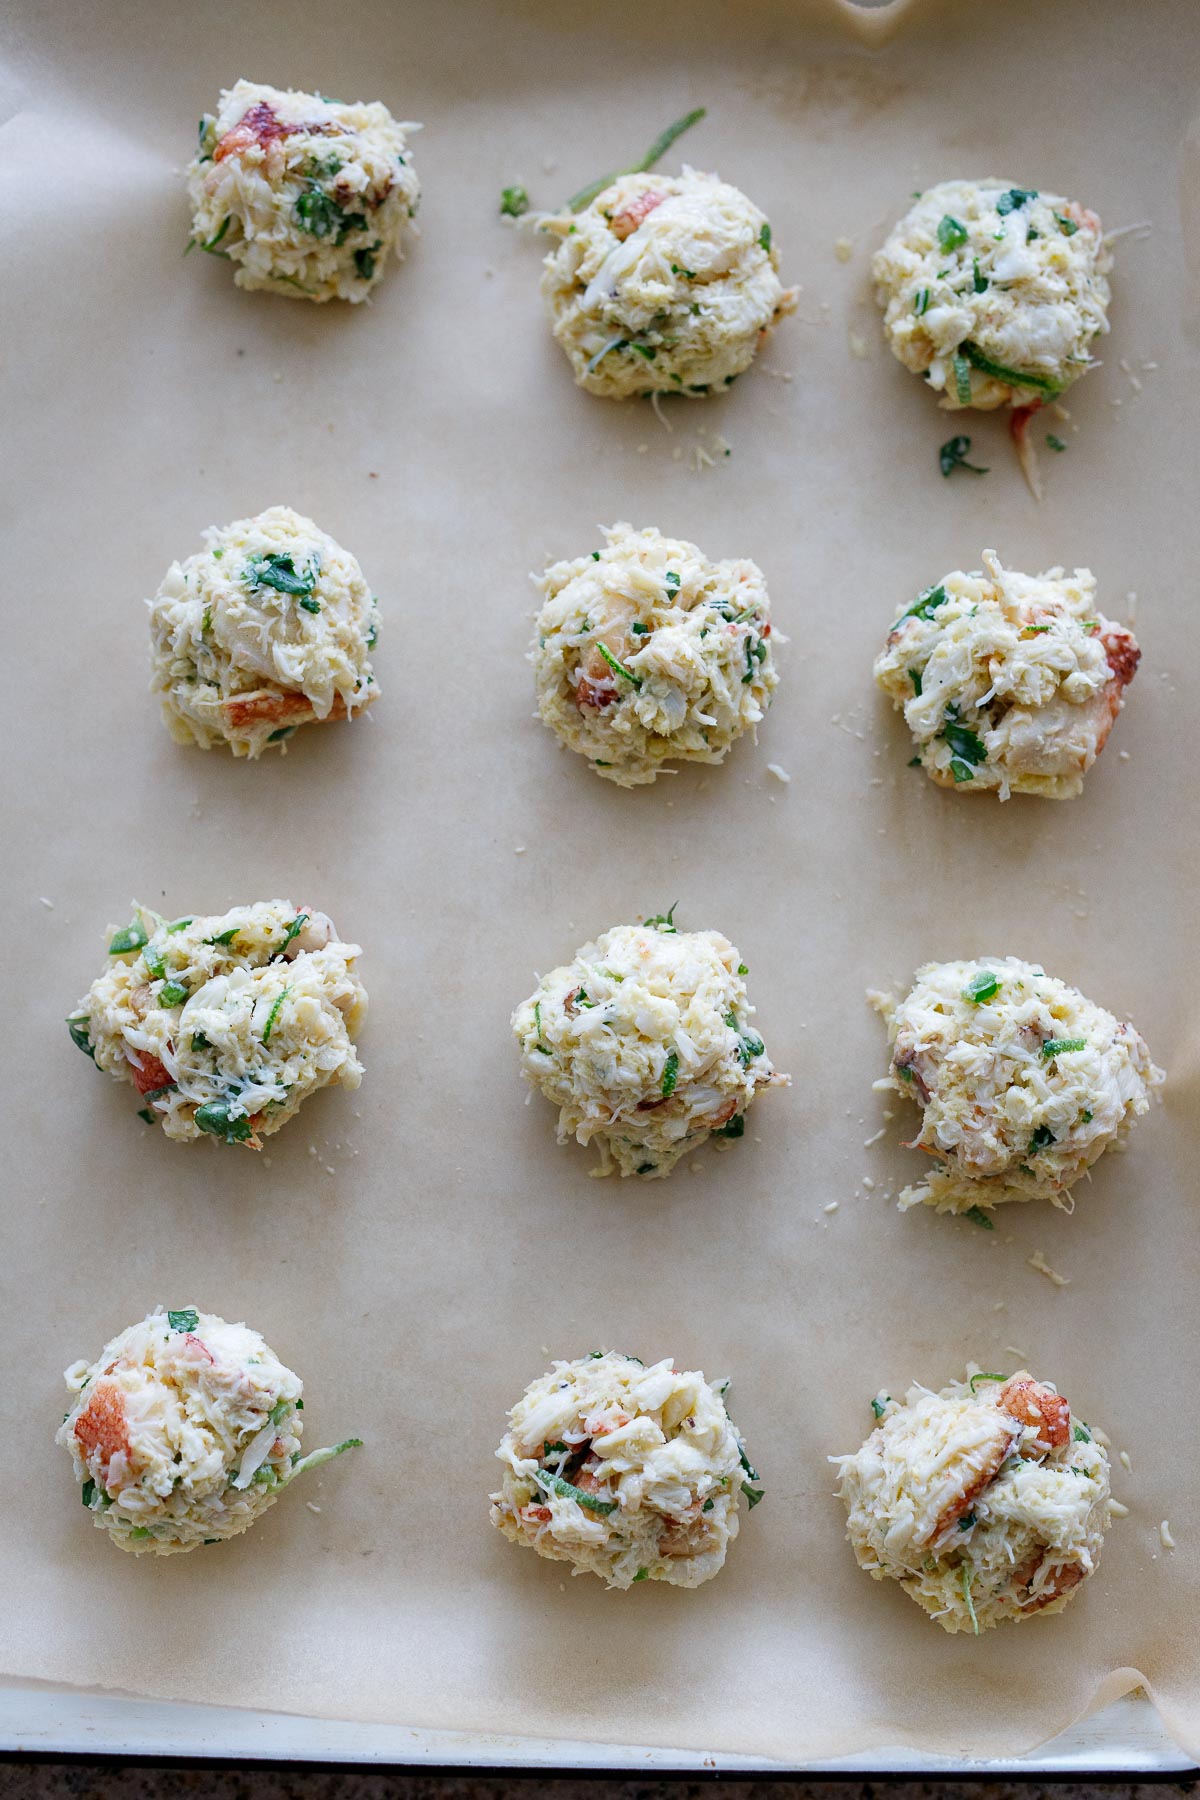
[1,0,1198,1766]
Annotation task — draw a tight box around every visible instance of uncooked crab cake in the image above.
[490,1351,760,1589]
[871,956,1162,1214]
[532,523,777,785]
[186,79,420,302]
[57,1306,361,1554]
[148,505,379,758]
[832,1369,1111,1633]
[540,167,796,399]
[873,180,1111,412]
[513,915,785,1178]
[68,900,367,1146]
[874,551,1139,799]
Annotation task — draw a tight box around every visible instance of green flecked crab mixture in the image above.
[186,79,420,302]
[871,956,1162,1214]
[874,552,1140,799]
[148,505,379,759]
[540,167,796,399]
[69,900,367,1147]
[513,916,785,1178]
[873,180,1112,412]
[832,1369,1111,1633]
[490,1351,760,1589]
[532,522,778,785]
[57,1306,361,1554]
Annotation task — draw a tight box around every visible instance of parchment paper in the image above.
[2,0,1198,1765]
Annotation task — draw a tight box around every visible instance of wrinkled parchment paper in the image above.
[2,0,1198,1765]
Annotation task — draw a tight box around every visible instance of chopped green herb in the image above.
[137,1108,155,1124]
[715,1112,745,1139]
[937,214,968,253]
[243,552,318,600]
[293,184,344,238]
[661,1048,680,1097]
[1041,1038,1086,1060]
[968,1371,1006,1392]
[143,943,167,979]
[953,351,972,405]
[958,1512,977,1530]
[759,222,771,252]
[902,583,948,622]
[913,286,931,317]
[81,1478,97,1506]
[158,981,189,1007]
[166,917,193,934]
[963,970,1000,1005]
[543,1441,570,1457]
[597,641,641,687]
[531,1467,617,1515]
[939,434,988,477]
[127,1527,153,1540]
[961,1563,979,1635]
[973,257,987,293]
[352,244,379,281]
[630,341,657,360]
[143,1083,177,1102]
[274,913,309,959]
[907,666,923,697]
[108,920,148,956]
[964,1205,995,1231]
[940,715,986,772]
[532,1001,552,1055]
[871,1396,890,1419]
[1054,211,1079,236]
[1046,433,1068,452]
[961,339,1062,396]
[205,926,240,947]
[267,727,296,743]
[665,569,680,592]
[1073,1424,1091,1443]
[194,1100,254,1144]
[168,1309,199,1332]
[566,106,707,213]
[1081,1109,1093,1124]
[644,902,678,933]
[632,1567,649,1581]
[908,755,922,768]
[500,184,529,217]
[191,1032,210,1052]
[585,335,628,373]
[1029,1125,1056,1152]
[737,963,748,975]
[67,1015,96,1060]
[996,187,1038,215]
[187,215,231,258]
[262,987,289,1046]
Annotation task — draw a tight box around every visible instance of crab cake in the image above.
[875,551,1139,799]
[148,505,379,758]
[490,1351,759,1589]
[873,180,1111,411]
[513,914,785,1178]
[832,1370,1110,1633]
[532,522,777,785]
[69,900,367,1145]
[186,79,419,301]
[872,956,1162,1214]
[540,167,796,398]
[57,1306,360,1554]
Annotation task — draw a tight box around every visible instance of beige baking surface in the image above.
[1,0,1197,1765]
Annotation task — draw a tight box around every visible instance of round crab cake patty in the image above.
[872,179,1111,410]
[57,1306,360,1554]
[186,79,420,302]
[513,917,785,1178]
[148,505,379,759]
[871,956,1162,1214]
[874,550,1139,799]
[532,522,778,785]
[832,1369,1111,1633]
[540,166,796,399]
[490,1351,759,1589]
[69,900,367,1146]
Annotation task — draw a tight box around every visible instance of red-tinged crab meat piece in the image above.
[214,102,294,162]
[182,1333,215,1364]
[1017,1556,1086,1612]
[131,1053,172,1095]
[1100,625,1140,692]
[1062,201,1102,235]
[610,190,667,241]
[998,1377,1071,1453]
[221,691,353,732]
[74,1381,132,1473]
